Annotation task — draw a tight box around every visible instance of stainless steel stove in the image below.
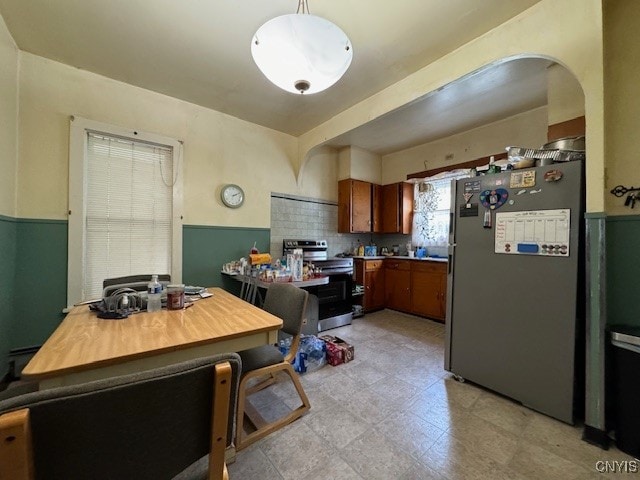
[282,239,354,333]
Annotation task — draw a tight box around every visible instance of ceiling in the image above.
[0,0,546,154]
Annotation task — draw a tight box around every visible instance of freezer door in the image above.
[447,161,584,424]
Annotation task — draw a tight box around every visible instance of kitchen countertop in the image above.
[351,255,448,263]
[221,271,329,287]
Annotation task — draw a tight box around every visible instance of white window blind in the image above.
[83,132,174,299]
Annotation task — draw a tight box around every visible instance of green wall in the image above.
[12,219,68,348]
[0,215,16,378]
[2,214,638,376]
[606,215,640,327]
[0,221,269,377]
[182,225,270,296]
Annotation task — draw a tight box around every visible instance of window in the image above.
[68,117,183,306]
[412,170,469,257]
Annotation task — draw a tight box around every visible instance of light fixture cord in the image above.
[296,0,310,14]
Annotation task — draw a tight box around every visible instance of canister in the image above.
[167,284,185,310]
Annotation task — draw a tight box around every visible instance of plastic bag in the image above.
[295,335,327,373]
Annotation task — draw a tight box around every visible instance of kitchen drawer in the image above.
[365,260,384,271]
[411,261,446,274]
[384,259,410,271]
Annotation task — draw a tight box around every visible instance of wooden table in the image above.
[22,288,283,389]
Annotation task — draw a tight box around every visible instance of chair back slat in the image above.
[262,283,309,337]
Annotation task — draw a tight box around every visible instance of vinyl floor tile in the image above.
[229,310,634,480]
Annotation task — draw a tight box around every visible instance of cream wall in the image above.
[547,64,585,126]
[299,0,605,213]
[335,146,381,184]
[381,107,548,183]
[0,14,17,217]
[604,0,640,215]
[16,53,337,227]
[350,146,382,184]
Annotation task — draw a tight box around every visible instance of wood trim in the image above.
[407,152,508,180]
[209,361,232,480]
[547,116,585,142]
[0,408,33,480]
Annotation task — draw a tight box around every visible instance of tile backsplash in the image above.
[270,193,411,259]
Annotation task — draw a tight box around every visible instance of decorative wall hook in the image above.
[610,185,640,197]
[610,185,640,208]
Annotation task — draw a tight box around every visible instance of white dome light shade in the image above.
[251,14,352,94]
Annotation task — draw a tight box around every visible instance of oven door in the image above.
[317,274,353,319]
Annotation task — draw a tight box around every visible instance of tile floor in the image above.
[230,310,635,480]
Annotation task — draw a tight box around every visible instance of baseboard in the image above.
[0,370,10,392]
[583,424,610,450]
[7,345,41,381]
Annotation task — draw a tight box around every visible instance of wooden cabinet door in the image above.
[384,260,411,312]
[410,261,447,321]
[338,179,352,233]
[351,179,372,232]
[364,260,385,311]
[381,182,414,234]
[338,179,372,233]
[400,182,414,234]
[372,183,382,233]
[381,183,400,233]
[438,268,447,321]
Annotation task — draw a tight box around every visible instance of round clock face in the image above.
[221,184,244,208]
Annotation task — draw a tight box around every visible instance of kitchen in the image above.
[2,1,639,477]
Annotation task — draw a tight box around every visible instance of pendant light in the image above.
[251,0,353,94]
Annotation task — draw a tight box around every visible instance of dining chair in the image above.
[235,283,311,450]
[0,353,241,480]
[102,273,172,297]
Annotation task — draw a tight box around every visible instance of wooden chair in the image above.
[0,353,241,480]
[236,283,311,450]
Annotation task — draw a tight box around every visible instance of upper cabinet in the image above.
[338,179,373,233]
[381,182,414,234]
[339,179,412,234]
[372,183,382,233]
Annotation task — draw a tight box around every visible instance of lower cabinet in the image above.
[410,261,447,322]
[357,258,448,322]
[355,259,385,312]
[384,260,411,312]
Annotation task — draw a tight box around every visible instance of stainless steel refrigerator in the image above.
[444,161,584,424]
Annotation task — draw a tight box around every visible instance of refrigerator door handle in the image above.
[447,243,456,275]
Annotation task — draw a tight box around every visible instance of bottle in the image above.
[488,155,500,174]
[120,293,129,314]
[147,274,162,312]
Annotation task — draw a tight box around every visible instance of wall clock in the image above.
[220,184,245,208]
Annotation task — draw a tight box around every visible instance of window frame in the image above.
[412,170,470,253]
[67,116,183,308]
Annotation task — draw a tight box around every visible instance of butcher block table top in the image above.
[22,287,282,389]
